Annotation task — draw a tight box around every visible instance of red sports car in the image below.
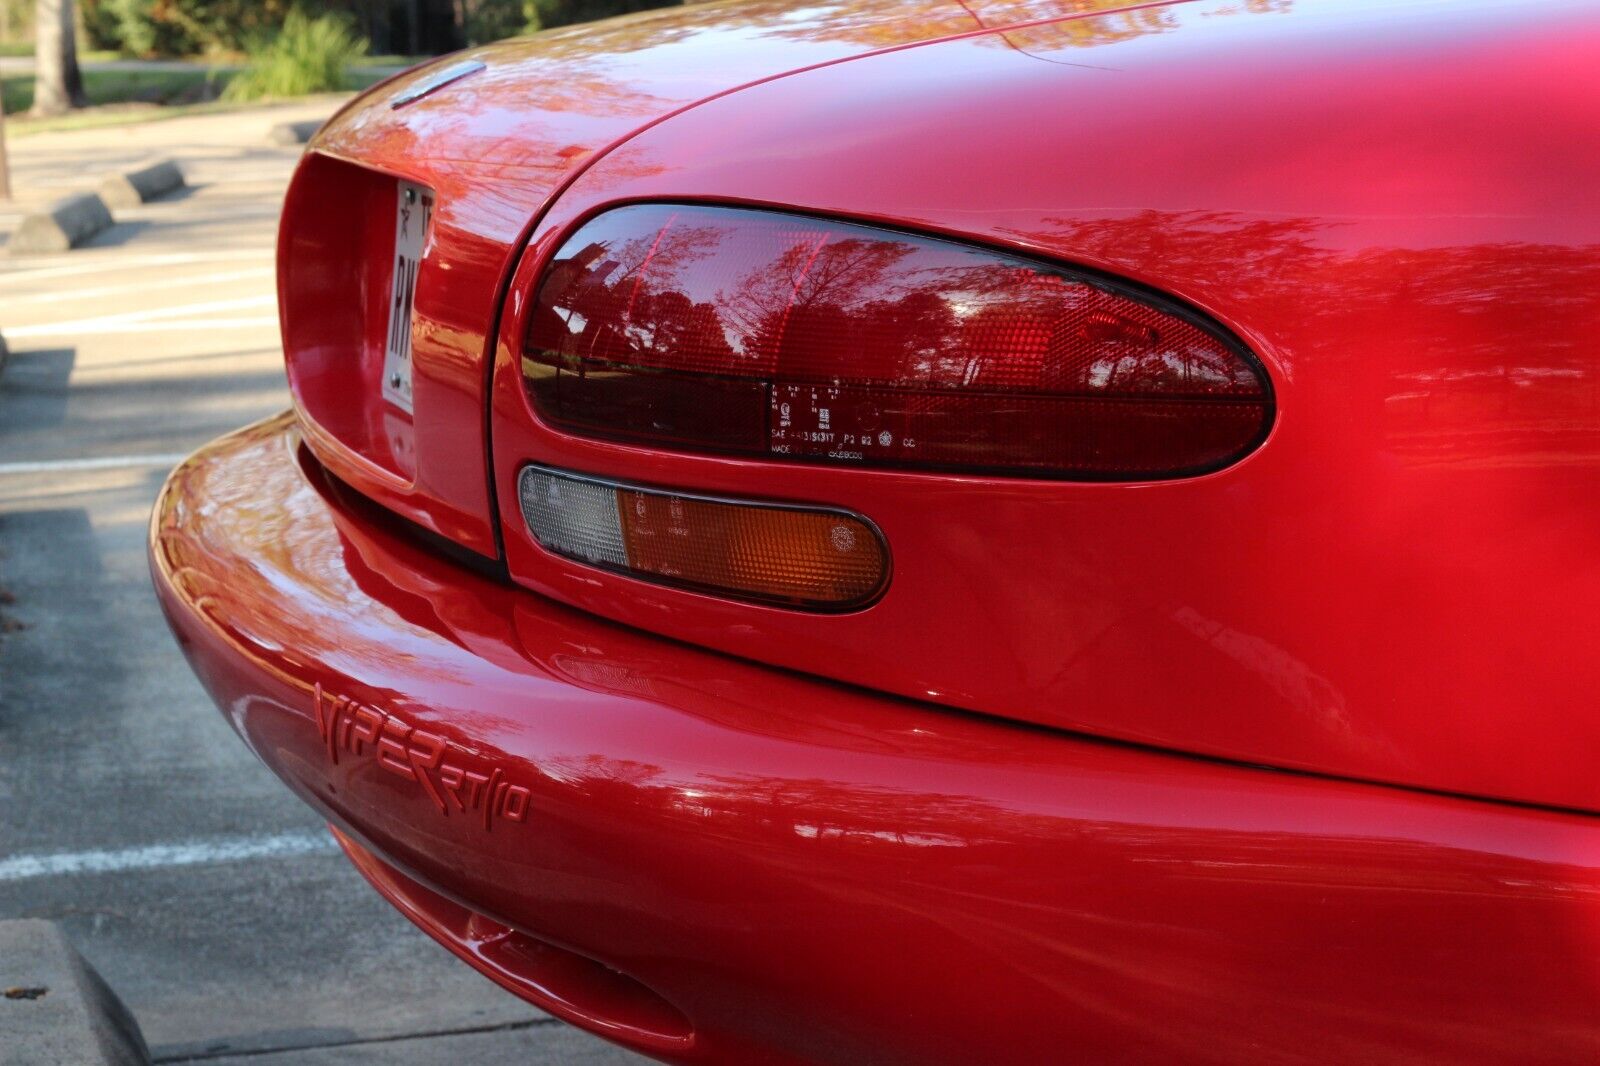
[150,0,1600,1061]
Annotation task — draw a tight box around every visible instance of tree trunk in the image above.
[0,103,12,201]
[32,0,88,118]
[63,1,86,105]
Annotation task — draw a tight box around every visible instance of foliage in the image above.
[93,0,294,57]
[0,0,31,49]
[222,9,365,100]
[462,0,536,45]
[460,0,682,47]
[8,0,700,59]
[531,0,684,31]
[78,0,123,52]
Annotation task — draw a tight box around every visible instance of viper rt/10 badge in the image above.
[313,683,532,831]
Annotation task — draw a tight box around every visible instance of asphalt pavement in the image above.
[0,104,646,1064]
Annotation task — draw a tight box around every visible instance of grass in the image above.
[0,42,119,59]
[1,67,225,115]
[0,69,392,136]
[0,41,415,64]
[5,97,254,135]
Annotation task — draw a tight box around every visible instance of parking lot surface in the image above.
[0,106,646,1064]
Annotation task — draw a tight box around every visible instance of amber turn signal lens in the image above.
[518,467,888,611]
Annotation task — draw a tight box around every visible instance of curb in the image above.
[8,193,114,256]
[98,159,186,210]
[268,119,323,146]
[0,919,151,1065]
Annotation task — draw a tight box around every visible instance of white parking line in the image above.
[0,249,272,282]
[3,295,279,338]
[0,267,275,307]
[57,293,272,322]
[0,453,190,475]
[6,317,282,337]
[0,831,338,883]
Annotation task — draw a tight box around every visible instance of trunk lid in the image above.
[280,0,1168,556]
[483,0,1600,812]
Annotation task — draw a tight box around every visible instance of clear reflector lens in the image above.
[519,467,888,610]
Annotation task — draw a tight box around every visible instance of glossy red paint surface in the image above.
[153,415,1600,1065]
[334,826,697,1056]
[281,0,1168,557]
[484,0,1600,812]
[174,1,1600,1058]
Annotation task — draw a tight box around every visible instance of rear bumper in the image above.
[152,413,1600,1066]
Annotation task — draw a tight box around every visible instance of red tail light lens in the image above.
[523,205,1271,479]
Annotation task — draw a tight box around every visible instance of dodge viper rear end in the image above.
[151,0,1600,1062]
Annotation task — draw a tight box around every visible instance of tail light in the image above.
[522,204,1271,479]
[519,467,887,610]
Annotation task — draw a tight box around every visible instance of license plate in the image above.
[382,181,433,414]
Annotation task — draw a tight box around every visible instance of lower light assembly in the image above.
[518,466,888,611]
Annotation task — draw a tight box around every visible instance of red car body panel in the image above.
[282,0,1168,557]
[156,0,1600,1060]
[153,416,1600,1064]
[485,0,1600,812]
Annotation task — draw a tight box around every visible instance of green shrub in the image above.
[40,0,686,64]
[223,10,366,101]
[78,0,122,53]
[96,0,289,58]
[532,0,681,30]
[103,0,167,56]
[465,0,539,46]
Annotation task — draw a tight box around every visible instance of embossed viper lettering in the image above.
[313,683,531,830]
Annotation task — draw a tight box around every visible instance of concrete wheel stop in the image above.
[268,119,323,146]
[0,920,151,1065]
[8,194,114,256]
[98,160,187,210]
